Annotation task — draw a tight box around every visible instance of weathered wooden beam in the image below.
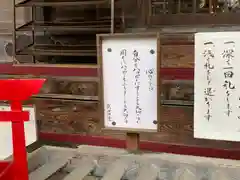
[63,157,95,180]
[29,157,71,180]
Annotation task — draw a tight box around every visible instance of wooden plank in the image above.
[135,165,158,180]
[102,159,130,180]
[28,98,194,147]
[27,147,49,173]
[40,77,98,97]
[30,99,100,134]
[162,100,193,106]
[126,133,140,151]
[161,45,194,68]
[33,94,98,101]
[150,13,240,26]
[159,106,192,135]
[63,158,95,180]
[29,157,71,180]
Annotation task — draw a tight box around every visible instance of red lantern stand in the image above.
[0,79,45,180]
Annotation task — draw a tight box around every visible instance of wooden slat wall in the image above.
[18,98,240,150]
[0,44,199,148]
[9,44,240,150]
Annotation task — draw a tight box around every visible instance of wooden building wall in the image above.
[2,0,240,159]
[1,44,240,158]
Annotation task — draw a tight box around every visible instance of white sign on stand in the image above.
[0,105,37,159]
[195,32,240,142]
[98,33,160,132]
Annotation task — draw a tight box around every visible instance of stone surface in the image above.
[25,145,240,180]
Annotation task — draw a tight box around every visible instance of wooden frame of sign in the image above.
[97,33,161,150]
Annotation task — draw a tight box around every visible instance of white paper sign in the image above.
[0,105,37,159]
[194,32,240,141]
[101,36,158,131]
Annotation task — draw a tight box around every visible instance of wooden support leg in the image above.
[126,133,140,152]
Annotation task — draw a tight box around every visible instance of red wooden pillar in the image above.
[0,79,45,180]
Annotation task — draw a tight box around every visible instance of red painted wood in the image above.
[0,111,29,122]
[10,101,29,180]
[0,79,49,101]
[0,64,194,80]
[39,132,240,160]
[0,79,45,180]
[0,162,10,172]
[0,162,13,180]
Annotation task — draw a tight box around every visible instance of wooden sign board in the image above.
[97,33,160,132]
[0,105,37,159]
[194,32,240,141]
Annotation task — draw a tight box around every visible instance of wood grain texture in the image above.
[40,77,98,97]
[161,45,194,68]
[20,98,193,142]
[21,98,239,149]
[1,73,238,149]
[31,99,100,135]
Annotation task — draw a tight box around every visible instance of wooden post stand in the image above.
[126,133,140,152]
[97,33,160,154]
[0,79,45,180]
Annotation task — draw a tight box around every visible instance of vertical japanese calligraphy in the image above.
[222,41,235,117]
[101,35,158,131]
[133,50,142,124]
[146,68,155,92]
[106,104,113,124]
[120,49,129,124]
[203,41,215,121]
[194,32,240,142]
